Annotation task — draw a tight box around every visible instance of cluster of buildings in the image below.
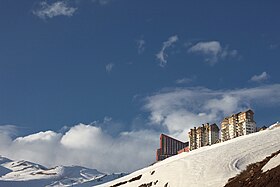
[156,109,257,161]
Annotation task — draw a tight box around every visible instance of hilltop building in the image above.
[221,109,256,142]
[188,123,219,151]
[156,134,189,161]
[155,109,258,160]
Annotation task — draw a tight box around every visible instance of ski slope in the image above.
[98,126,280,187]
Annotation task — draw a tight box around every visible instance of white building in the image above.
[189,123,219,150]
[221,109,256,142]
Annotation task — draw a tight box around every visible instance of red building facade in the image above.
[156,134,189,161]
[177,147,190,154]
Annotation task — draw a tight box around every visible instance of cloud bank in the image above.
[33,1,77,19]
[156,35,178,67]
[188,41,238,65]
[1,84,280,173]
[0,124,158,173]
[144,84,280,140]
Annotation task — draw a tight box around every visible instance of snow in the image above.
[262,153,280,172]
[0,156,125,187]
[97,127,280,187]
[269,121,280,129]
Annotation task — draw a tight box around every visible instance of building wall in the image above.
[221,109,256,142]
[209,124,220,145]
[156,134,189,161]
[188,123,220,150]
[189,127,197,150]
[221,118,230,142]
[177,147,190,154]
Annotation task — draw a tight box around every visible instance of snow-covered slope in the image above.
[262,152,280,172]
[98,126,280,187]
[0,157,125,187]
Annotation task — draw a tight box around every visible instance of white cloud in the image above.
[92,0,114,5]
[144,84,280,141]
[136,39,146,54]
[189,41,222,56]
[0,124,158,173]
[0,125,18,138]
[33,1,77,19]
[15,131,61,143]
[188,41,238,65]
[103,116,112,123]
[250,72,270,82]
[105,63,114,73]
[175,77,194,84]
[156,35,179,67]
[269,44,279,50]
[0,125,17,151]
[61,124,110,150]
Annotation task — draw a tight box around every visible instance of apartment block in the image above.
[188,123,219,151]
[156,134,189,161]
[221,109,256,142]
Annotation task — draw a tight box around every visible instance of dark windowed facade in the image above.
[156,134,189,161]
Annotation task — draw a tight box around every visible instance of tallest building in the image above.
[221,109,256,142]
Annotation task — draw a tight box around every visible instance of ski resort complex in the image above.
[156,109,258,161]
[99,123,280,187]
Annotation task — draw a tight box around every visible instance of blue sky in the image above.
[0,0,280,172]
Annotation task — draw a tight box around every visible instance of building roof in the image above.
[226,109,254,118]
[160,134,187,144]
[210,123,220,130]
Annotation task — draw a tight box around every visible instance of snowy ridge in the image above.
[97,126,280,187]
[269,121,280,129]
[262,153,280,172]
[0,157,125,187]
